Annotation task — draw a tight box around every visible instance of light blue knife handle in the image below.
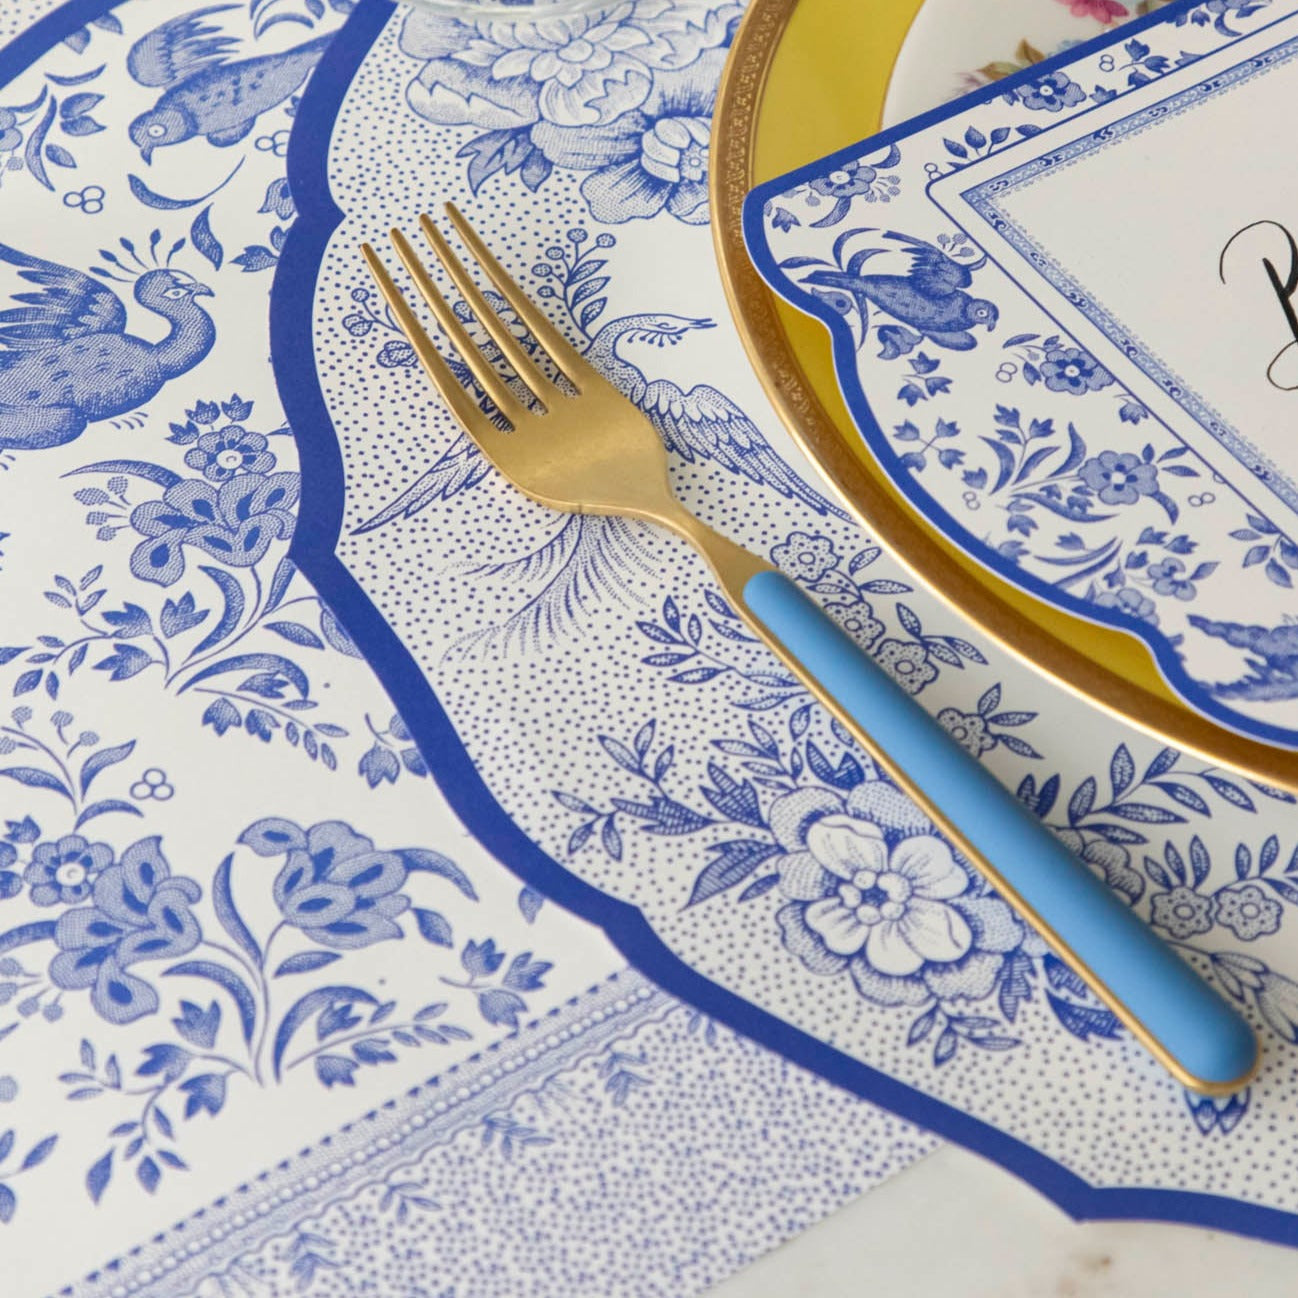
[743,569,1257,1091]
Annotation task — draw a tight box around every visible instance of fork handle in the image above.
[741,569,1257,1093]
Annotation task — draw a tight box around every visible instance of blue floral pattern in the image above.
[290,0,1298,1244]
[751,0,1298,740]
[0,3,936,1278]
[10,0,1298,1280]
[399,1,742,223]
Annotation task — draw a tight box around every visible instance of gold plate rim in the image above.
[709,0,1298,793]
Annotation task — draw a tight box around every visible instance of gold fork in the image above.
[361,205,1257,1095]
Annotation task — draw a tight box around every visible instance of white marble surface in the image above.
[718,1144,1298,1295]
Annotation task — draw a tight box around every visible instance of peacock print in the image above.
[0,237,216,453]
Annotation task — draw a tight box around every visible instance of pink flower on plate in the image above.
[1056,0,1130,22]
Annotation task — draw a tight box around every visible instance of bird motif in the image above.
[0,242,215,452]
[354,312,844,534]
[801,230,999,351]
[127,4,332,162]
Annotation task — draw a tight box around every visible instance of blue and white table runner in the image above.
[6,0,1298,1293]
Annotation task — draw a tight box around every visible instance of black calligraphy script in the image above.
[1219,219,1298,391]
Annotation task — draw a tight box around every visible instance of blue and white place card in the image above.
[747,0,1298,748]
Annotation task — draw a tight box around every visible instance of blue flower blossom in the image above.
[1040,345,1113,395]
[1078,450,1159,505]
[1012,71,1086,113]
[49,837,202,1024]
[1148,557,1196,600]
[1150,885,1212,939]
[1214,884,1282,941]
[128,472,300,585]
[811,158,896,202]
[252,820,411,949]
[1093,585,1158,623]
[531,51,725,225]
[771,530,839,583]
[183,426,275,482]
[399,3,739,219]
[773,783,1023,1006]
[24,834,113,906]
[402,3,737,131]
[875,639,937,695]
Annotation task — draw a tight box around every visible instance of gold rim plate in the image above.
[710,0,1298,792]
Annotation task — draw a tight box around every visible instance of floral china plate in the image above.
[712,0,1298,788]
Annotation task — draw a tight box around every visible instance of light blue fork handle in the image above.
[742,569,1257,1092]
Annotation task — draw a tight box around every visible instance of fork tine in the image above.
[444,202,600,392]
[361,243,505,460]
[389,226,530,428]
[419,214,557,408]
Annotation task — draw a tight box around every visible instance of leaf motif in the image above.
[182,653,309,699]
[1067,776,1096,825]
[21,1134,56,1171]
[273,951,341,977]
[266,621,325,650]
[1109,802,1186,825]
[75,799,144,828]
[212,854,261,967]
[191,567,246,656]
[686,841,781,907]
[518,887,543,923]
[1109,744,1134,797]
[190,205,223,270]
[0,922,58,956]
[78,740,134,797]
[86,1150,113,1204]
[1142,747,1180,782]
[0,768,71,802]
[24,96,55,190]
[65,459,181,488]
[272,985,379,1080]
[163,961,257,1045]
[1151,781,1210,816]
[979,436,1017,494]
[266,557,296,612]
[1048,993,1121,1041]
[413,908,453,947]
[400,849,476,899]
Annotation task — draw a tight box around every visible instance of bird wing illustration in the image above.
[642,379,845,518]
[351,432,493,535]
[355,359,843,531]
[884,231,978,296]
[0,242,127,350]
[127,4,240,89]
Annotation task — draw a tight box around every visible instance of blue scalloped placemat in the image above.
[279,0,1298,1248]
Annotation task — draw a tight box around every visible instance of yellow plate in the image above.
[710,0,1298,792]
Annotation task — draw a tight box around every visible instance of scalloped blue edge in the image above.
[743,0,1298,751]
[270,0,1298,1246]
[3,0,1295,1255]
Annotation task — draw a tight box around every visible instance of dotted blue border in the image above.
[4,0,1297,1254]
[744,0,1298,751]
